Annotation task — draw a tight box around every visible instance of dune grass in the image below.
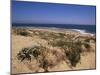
[15,28,95,70]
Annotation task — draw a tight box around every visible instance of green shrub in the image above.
[65,41,81,67]
[13,28,30,36]
[84,43,90,48]
[66,50,80,67]
[49,37,82,67]
[18,31,29,36]
[17,45,41,62]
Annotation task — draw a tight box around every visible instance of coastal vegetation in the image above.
[12,27,96,73]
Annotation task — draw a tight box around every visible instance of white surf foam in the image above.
[71,29,95,36]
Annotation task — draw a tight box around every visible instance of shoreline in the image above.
[12,26,95,36]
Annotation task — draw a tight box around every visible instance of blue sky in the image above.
[12,1,96,25]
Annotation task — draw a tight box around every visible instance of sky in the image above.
[12,1,96,25]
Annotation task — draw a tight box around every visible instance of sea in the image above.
[12,23,96,34]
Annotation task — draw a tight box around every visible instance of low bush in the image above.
[18,31,29,36]
[13,28,31,36]
[17,45,41,62]
[83,42,90,49]
[65,43,81,67]
[48,38,82,67]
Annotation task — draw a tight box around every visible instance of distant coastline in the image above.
[12,24,96,34]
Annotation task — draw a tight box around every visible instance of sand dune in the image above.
[11,27,96,74]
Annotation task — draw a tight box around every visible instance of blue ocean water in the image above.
[12,24,96,34]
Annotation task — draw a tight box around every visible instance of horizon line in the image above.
[12,23,96,25]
